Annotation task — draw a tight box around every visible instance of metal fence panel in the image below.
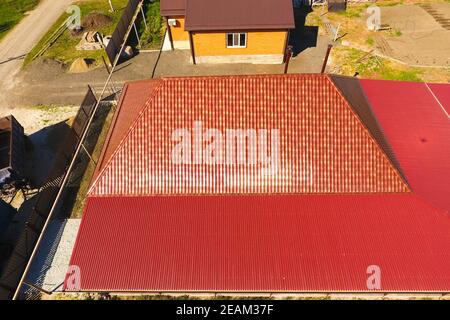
[0,87,97,300]
[105,0,142,65]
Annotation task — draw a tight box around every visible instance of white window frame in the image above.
[226,33,247,48]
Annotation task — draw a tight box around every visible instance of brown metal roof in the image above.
[160,0,186,16]
[185,0,295,31]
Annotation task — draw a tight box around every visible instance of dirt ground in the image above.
[0,33,330,110]
[380,2,450,66]
[315,1,450,81]
[2,1,449,128]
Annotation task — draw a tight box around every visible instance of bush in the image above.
[139,0,163,49]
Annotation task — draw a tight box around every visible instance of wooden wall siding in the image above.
[192,31,287,56]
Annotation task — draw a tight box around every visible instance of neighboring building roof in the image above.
[427,83,450,116]
[184,0,295,31]
[89,74,408,196]
[68,194,450,292]
[361,80,450,213]
[160,0,186,16]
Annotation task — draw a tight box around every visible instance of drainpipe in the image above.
[189,31,196,65]
[321,44,333,74]
[284,45,293,74]
[165,17,174,50]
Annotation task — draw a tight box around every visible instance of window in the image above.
[227,33,247,48]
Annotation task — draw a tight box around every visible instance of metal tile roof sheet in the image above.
[361,80,450,213]
[89,74,408,196]
[160,0,186,16]
[92,80,161,182]
[184,0,295,31]
[68,194,450,292]
[427,83,450,116]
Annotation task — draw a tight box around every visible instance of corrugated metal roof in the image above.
[361,80,450,213]
[329,75,406,182]
[89,74,408,196]
[184,0,295,31]
[92,79,162,182]
[427,83,450,116]
[160,0,186,16]
[68,194,450,292]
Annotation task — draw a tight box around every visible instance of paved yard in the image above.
[380,3,450,66]
[1,34,329,110]
[26,219,81,293]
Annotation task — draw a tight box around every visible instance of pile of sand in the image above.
[81,12,113,31]
[69,58,94,73]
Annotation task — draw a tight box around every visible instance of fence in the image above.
[105,0,143,65]
[0,88,98,300]
[0,0,142,300]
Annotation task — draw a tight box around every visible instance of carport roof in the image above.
[361,80,450,214]
[184,0,295,31]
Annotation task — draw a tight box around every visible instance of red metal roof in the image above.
[184,0,295,31]
[93,80,161,181]
[89,74,408,196]
[361,80,450,213]
[68,194,450,292]
[427,83,450,116]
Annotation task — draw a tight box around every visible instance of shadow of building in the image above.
[289,6,319,57]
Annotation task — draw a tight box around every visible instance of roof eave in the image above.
[185,24,295,32]
[160,9,186,17]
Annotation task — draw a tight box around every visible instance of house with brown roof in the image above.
[161,0,295,64]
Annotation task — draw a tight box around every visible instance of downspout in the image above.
[283,29,290,63]
[165,17,174,50]
[189,31,196,65]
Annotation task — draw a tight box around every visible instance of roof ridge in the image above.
[88,81,165,195]
[325,74,410,191]
[161,73,326,82]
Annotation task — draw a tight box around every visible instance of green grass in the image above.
[380,69,422,82]
[392,29,402,37]
[0,0,39,40]
[376,1,404,7]
[336,47,423,82]
[336,5,365,18]
[366,37,375,46]
[25,0,164,66]
[24,0,129,66]
[70,106,114,218]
